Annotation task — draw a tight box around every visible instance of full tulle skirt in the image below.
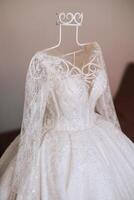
[0,116,134,200]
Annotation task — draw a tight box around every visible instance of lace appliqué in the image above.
[38,48,102,90]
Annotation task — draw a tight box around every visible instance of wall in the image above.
[0,0,134,132]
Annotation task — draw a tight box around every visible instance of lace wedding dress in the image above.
[0,41,134,200]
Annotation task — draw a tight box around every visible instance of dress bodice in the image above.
[54,74,93,130]
[29,42,108,132]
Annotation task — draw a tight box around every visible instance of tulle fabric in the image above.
[0,115,134,200]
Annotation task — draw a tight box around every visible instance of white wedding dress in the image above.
[0,41,134,200]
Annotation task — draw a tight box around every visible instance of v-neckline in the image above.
[36,41,104,102]
[40,41,101,73]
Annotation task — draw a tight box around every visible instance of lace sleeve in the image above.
[9,52,50,198]
[95,47,121,131]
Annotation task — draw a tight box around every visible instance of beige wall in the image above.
[0,0,134,132]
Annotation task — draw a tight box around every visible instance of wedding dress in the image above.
[0,41,134,200]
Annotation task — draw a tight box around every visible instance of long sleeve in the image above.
[9,52,50,198]
[95,48,121,131]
